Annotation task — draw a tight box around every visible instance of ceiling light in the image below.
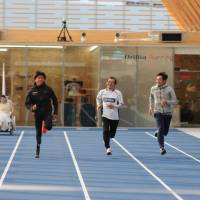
[0,48,8,51]
[89,46,98,52]
[0,45,63,49]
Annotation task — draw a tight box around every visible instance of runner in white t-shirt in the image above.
[96,77,124,155]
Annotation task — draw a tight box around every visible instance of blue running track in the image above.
[0,127,200,200]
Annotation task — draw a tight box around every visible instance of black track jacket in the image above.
[25,83,58,115]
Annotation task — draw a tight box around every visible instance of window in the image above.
[0,0,180,31]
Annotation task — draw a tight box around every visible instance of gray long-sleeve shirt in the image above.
[149,84,177,114]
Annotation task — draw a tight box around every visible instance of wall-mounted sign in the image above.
[126,1,163,8]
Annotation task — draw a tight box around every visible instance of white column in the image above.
[2,63,6,95]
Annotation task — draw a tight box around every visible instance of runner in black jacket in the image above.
[25,71,58,158]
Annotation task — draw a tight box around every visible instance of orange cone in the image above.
[42,121,47,135]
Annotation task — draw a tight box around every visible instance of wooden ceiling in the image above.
[162,0,200,31]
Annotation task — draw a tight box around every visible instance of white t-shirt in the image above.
[96,89,124,120]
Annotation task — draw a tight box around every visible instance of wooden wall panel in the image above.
[1,29,200,44]
[162,0,200,31]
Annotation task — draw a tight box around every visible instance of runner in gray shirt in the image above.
[149,72,177,155]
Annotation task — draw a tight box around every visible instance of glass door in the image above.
[100,46,137,127]
[175,48,200,127]
[25,47,63,126]
[0,48,27,125]
[63,46,99,127]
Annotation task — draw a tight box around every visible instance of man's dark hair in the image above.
[34,71,46,80]
[157,72,168,81]
[108,76,117,84]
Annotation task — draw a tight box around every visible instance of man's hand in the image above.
[149,108,153,115]
[161,99,168,107]
[53,114,58,121]
[107,104,114,109]
[97,105,102,110]
[32,104,37,111]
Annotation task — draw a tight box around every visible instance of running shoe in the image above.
[154,130,158,137]
[160,147,166,155]
[35,144,40,158]
[106,148,112,155]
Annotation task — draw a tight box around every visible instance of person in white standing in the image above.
[96,77,124,155]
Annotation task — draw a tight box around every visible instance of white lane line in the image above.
[64,132,91,200]
[113,138,183,200]
[145,131,200,164]
[0,131,24,187]
[0,184,82,192]
[1,184,200,195]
